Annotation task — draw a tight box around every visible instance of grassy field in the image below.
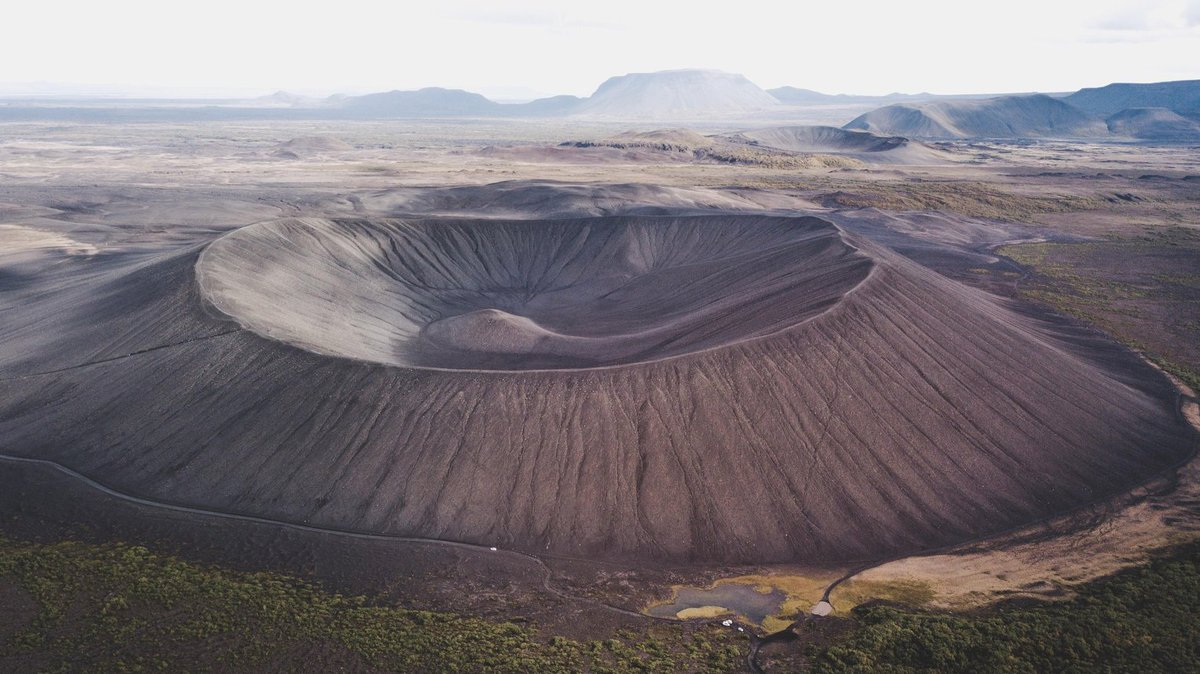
[3,536,1198,672]
[0,536,743,673]
[804,543,1200,674]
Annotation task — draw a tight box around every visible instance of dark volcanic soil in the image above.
[0,211,1193,566]
[0,458,650,641]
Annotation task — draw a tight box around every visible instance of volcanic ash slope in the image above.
[0,215,1193,565]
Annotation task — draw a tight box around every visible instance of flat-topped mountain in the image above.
[575,69,779,118]
[1065,80,1200,117]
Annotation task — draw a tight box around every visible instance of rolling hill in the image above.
[1105,107,1200,141]
[342,87,501,117]
[721,126,950,163]
[844,94,1106,139]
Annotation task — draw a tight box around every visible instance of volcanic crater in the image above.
[197,216,873,370]
[0,211,1194,565]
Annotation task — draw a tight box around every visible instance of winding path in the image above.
[0,452,665,622]
[2,328,1195,674]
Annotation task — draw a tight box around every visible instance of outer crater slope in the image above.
[0,213,1194,565]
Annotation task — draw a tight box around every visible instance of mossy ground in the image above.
[805,543,1200,674]
[817,182,1103,222]
[829,579,936,617]
[644,572,838,632]
[0,536,743,673]
[998,226,1200,389]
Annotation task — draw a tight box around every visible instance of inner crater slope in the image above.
[196,215,871,370]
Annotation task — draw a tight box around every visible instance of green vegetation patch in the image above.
[0,536,742,673]
[998,228,1200,388]
[831,579,936,614]
[808,543,1200,673]
[817,182,1102,221]
[3,537,1199,672]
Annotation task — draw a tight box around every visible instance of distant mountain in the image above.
[575,70,779,118]
[330,71,782,119]
[1105,108,1200,141]
[10,74,1200,131]
[769,87,853,105]
[342,87,500,117]
[508,95,584,117]
[1065,80,1200,117]
[844,94,1106,139]
[767,87,1051,107]
[768,87,933,105]
[249,91,326,108]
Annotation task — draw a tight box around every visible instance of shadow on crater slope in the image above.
[0,212,1194,565]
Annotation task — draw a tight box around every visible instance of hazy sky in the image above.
[4,0,1199,98]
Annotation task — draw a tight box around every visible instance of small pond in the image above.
[646,583,786,624]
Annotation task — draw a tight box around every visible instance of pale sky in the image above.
[4,0,1199,99]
